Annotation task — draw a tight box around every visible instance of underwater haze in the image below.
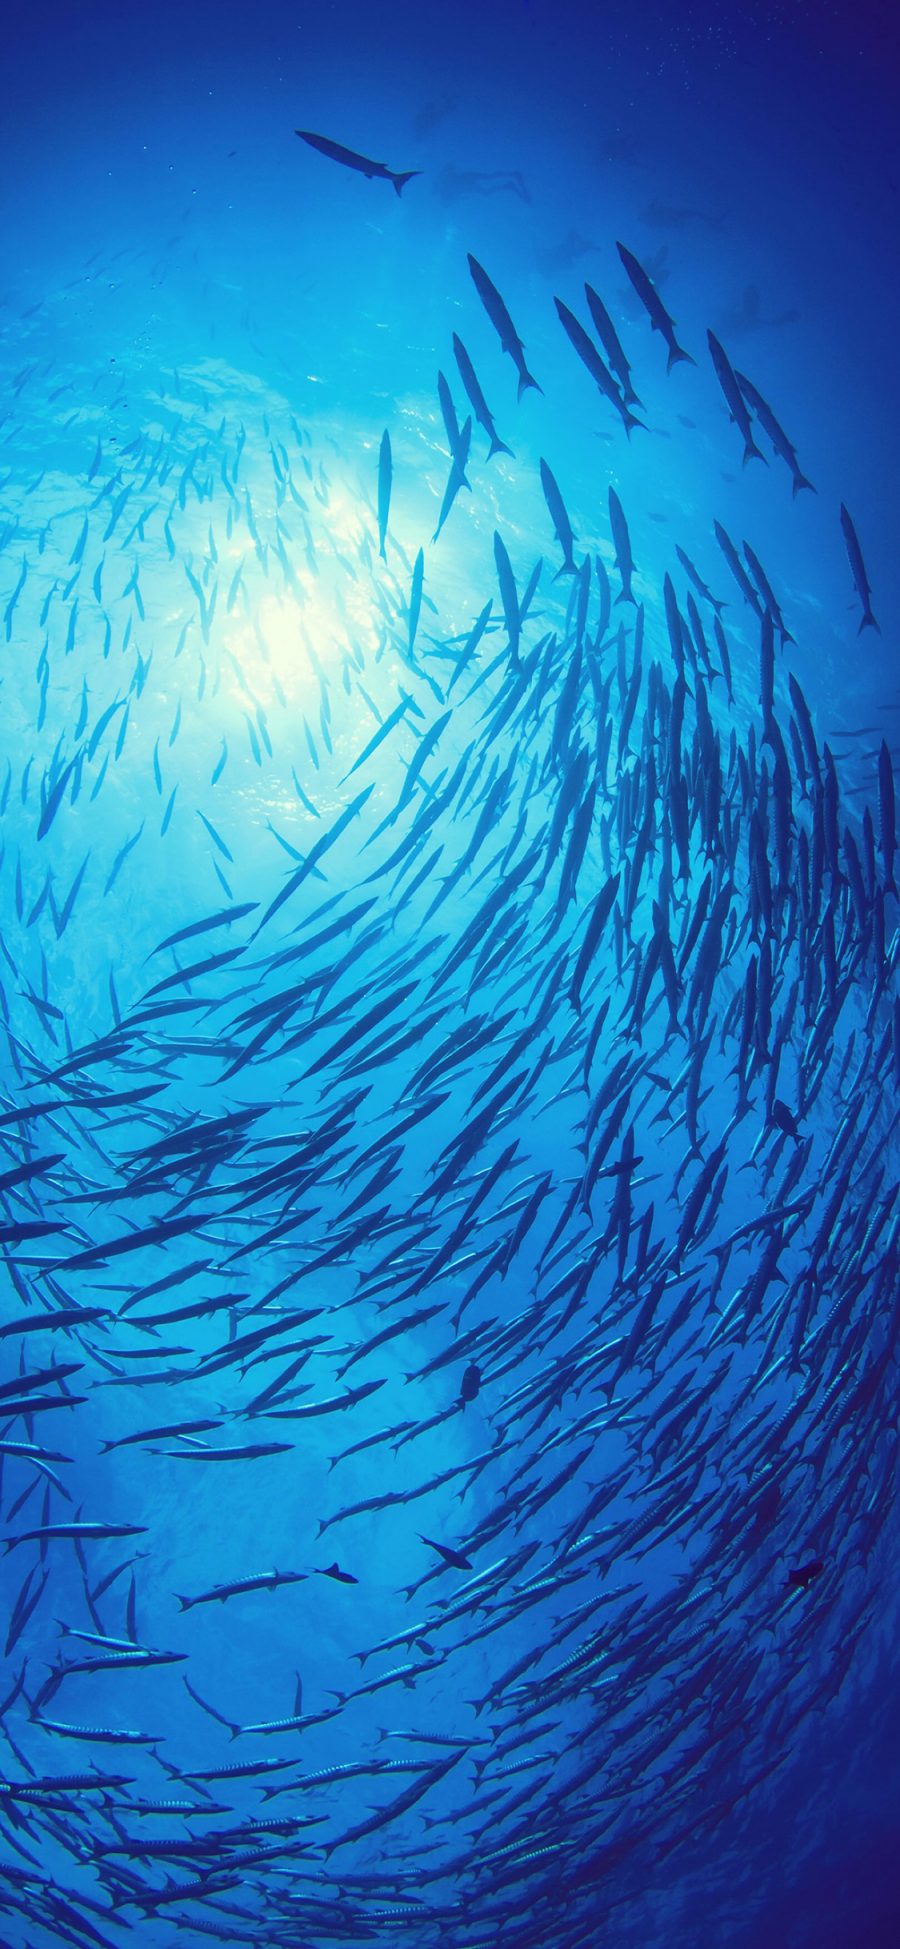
[1,1,899,1945]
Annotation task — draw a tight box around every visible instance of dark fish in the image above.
[608,488,636,603]
[419,1535,473,1570]
[555,297,643,437]
[734,368,814,494]
[0,1151,64,1195]
[675,543,725,615]
[324,1756,456,1853]
[0,1305,107,1339]
[539,459,577,575]
[5,1521,146,1552]
[340,700,414,791]
[377,429,392,559]
[743,540,791,641]
[261,1378,387,1421]
[255,783,374,933]
[147,1442,293,1462]
[771,1100,801,1142]
[786,1559,824,1592]
[437,367,466,459]
[103,821,143,895]
[408,546,424,658]
[295,128,420,197]
[714,519,763,616]
[32,1718,160,1745]
[452,332,513,459]
[569,872,620,1013]
[141,941,244,1002]
[467,255,541,400]
[493,531,521,665]
[196,808,233,861]
[6,1564,49,1655]
[707,330,764,464]
[617,240,694,369]
[37,752,81,842]
[434,417,472,541]
[878,740,896,892]
[100,1420,223,1454]
[584,281,640,404]
[839,503,878,632]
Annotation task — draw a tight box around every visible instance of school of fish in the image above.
[0,129,898,1949]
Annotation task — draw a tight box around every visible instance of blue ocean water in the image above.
[1,2,898,1945]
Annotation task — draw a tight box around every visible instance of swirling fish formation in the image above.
[0,144,897,1949]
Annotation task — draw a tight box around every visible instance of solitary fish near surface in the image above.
[295,128,420,197]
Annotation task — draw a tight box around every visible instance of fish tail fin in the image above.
[743,435,766,466]
[792,472,815,497]
[517,368,543,401]
[553,561,578,582]
[666,344,695,372]
[175,1595,192,1612]
[614,590,637,606]
[392,170,421,198]
[859,606,880,634]
[625,413,648,438]
[488,436,514,460]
